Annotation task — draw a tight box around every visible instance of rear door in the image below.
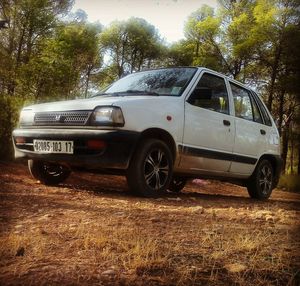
[229,82,268,175]
[180,72,235,173]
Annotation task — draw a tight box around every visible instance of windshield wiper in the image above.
[92,92,112,97]
[92,92,128,97]
[92,90,160,97]
[124,90,160,96]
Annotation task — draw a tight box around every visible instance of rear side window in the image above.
[230,83,254,121]
[252,92,272,126]
[251,97,263,124]
[188,73,229,114]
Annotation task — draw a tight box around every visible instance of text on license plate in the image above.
[33,140,74,154]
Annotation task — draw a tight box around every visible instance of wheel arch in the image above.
[134,128,177,161]
[256,154,283,187]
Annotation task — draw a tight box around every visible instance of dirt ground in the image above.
[0,161,299,286]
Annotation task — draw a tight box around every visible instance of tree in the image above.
[0,0,74,159]
[183,5,224,71]
[0,1,103,159]
[167,40,194,66]
[19,22,102,100]
[0,0,73,96]
[99,18,163,80]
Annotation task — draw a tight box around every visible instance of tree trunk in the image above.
[84,66,91,98]
[119,33,128,78]
[130,49,137,73]
[290,124,294,174]
[195,41,199,57]
[281,125,289,174]
[298,134,300,175]
[267,44,282,112]
[277,90,285,136]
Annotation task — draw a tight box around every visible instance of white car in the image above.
[13,67,282,199]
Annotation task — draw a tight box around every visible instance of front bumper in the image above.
[12,128,140,170]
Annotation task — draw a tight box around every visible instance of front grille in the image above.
[34,111,91,126]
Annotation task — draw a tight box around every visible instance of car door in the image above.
[179,72,235,173]
[228,82,268,175]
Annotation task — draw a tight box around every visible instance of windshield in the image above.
[104,68,197,96]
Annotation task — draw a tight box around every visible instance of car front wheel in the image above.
[126,139,173,197]
[247,159,274,200]
[28,160,71,185]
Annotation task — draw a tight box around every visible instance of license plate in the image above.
[33,140,74,154]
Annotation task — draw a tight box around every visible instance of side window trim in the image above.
[230,81,254,122]
[248,89,265,124]
[224,78,234,116]
[187,71,230,115]
[249,92,264,125]
[251,91,272,126]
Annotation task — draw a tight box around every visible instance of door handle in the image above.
[223,120,231,126]
[260,129,266,135]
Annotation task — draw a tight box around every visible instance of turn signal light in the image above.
[15,137,26,144]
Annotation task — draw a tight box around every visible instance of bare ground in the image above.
[0,161,299,286]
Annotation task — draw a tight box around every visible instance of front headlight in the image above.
[19,109,34,126]
[91,106,125,126]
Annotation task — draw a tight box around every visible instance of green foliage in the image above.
[99,17,164,80]
[181,5,224,70]
[0,1,104,159]
[20,22,102,100]
[167,40,194,66]
[0,0,73,95]
[0,94,23,160]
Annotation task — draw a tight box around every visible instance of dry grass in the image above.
[0,162,299,285]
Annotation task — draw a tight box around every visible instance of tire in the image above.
[28,160,71,185]
[168,177,187,193]
[126,139,173,197]
[247,159,274,200]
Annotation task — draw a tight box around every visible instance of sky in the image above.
[72,0,219,44]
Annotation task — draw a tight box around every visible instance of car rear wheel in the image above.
[28,160,71,185]
[168,177,187,193]
[126,139,173,197]
[247,159,274,200]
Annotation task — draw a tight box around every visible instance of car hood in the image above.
[24,95,161,112]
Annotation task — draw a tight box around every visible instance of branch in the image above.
[210,36,234,76]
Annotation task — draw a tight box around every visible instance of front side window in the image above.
[230,83,253,121]
[104,68,197,96]
[188,73,229,114]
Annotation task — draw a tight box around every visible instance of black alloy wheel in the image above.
[28,160,71,185]
[144,148,170,190]
[127,139,173,197]
[247,159,274,200]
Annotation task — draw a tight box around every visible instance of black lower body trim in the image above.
[178,144,257,165]
[12,129,140,169]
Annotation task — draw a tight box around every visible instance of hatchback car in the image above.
[13,67,282,199]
